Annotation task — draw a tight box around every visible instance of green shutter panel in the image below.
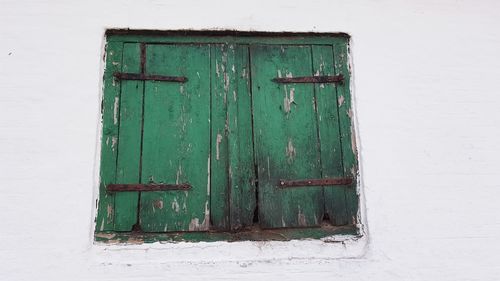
[138,44,212,232]
[96,41,123,231]
[210,44,256,231]
[311,45,349,226]
[114,43,144,231]
[250,45,325,228]
[97,36,357,238]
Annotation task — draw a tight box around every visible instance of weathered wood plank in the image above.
[96,41,123,231]
[209,44,230,230]
[333,40,359,225]
[227,45,256,230]
[113,43,143,231]
[139,44,211,232]
[250,45,324,228]
[312,45,349,225]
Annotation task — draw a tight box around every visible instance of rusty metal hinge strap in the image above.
[114,72,188,82]
[272,75,343,84]
[278,177,353,188]
[107,183,191,192]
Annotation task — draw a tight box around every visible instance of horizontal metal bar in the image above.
[114,72,188,82]
[277,177,353,188]
[107,183,191,192]
[272,75,343,84]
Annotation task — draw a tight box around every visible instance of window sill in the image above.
[95,224,358,244]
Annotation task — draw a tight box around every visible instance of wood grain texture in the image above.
[227,45,256,230]
[250,45,324,228]
[139,44,211,232]
[209,44,230,230]
[311,45,349,225]
[96,41,123,231]
[334,40,359,225]
[113,43,143,231]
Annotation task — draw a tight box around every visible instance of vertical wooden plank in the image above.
[333,40,359,225]
[311,45,349,225]
[139,44,211,232]
[250,45,324,229]
[96,41,123,232]
[227,45,256,230]
[209,44,230,230]
[113,43,143,231]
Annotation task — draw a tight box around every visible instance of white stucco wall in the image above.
[1,0,500,280]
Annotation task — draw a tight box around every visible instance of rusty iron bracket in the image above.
[113,72,188,82]
[107,183,191,192]
[277,177,353,188]
[272,75,343,84]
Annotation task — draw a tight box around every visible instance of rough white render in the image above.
[1,0,500,280]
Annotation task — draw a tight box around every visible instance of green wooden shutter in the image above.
[139,44,211,232]
[249,44,352,228]
[250,45,324,228]
[97,34,358,237]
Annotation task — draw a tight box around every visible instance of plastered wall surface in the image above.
[1,0,500,280]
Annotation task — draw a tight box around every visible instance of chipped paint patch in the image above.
[203,201,210,229]
[111,136,117,151]
[298,211,307,227]
[338,95,345,107]
[188,218,200,231]
[223,72,230,93]
[153,200,164,210]
[286,138,296,162]
[176,164,182,184]
[171,198,180,213]
[216,133,222,160]
[188,203,210,231]
[206,154,211,195]
[106,204,113,219]
[351,123,357,157]
[284,87,295,113]
[113,97,119,125]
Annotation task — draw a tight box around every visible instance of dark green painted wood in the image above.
[250,45,324,229]
[311,45,349,225]
[209,44,230,230]
[334,40,359,225]
[227,45,256,230]
[210,44,255,230]
[96,41,123,231]
[139,44,211,232]
[113,43,143,231]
